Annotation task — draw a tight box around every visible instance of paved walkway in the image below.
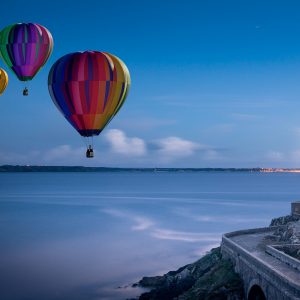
[230,230,300,287]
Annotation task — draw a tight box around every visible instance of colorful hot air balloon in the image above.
[48,51,131,158]
[0,23,53,96]
[0,68,8,95]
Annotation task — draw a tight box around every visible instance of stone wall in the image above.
[266,245,300,272]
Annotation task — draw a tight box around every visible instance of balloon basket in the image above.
[23,88,29,96]
[86,146,94,158]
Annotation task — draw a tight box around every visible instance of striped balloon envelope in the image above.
[0,23,53,95]
[48,51,131,158]
[0,68,8,95]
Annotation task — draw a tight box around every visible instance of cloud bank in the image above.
[0,129,225,166]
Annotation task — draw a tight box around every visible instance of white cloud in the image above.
[105,129,147,156]
[151,136,224,163]
[154,137,200,160]
[43,145,84,162]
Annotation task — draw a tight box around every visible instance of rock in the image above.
[176,259,244,300]
[269,219,300,243]
[135,248,244,300]
[270,215,300,226]
[138,276,167,288]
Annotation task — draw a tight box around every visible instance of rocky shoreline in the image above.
[133,247,244,300]
[131,214,300,300]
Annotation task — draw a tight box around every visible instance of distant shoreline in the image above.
[1,165,300,173]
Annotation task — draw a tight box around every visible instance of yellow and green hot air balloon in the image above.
[0,68,8,95]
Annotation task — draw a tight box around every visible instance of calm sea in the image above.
[0,171,299,300]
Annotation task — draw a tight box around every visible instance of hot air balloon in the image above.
[0,23,53,96]
[48,51,130,158]
[0,68,8,95]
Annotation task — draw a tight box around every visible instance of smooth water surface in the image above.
[0,171,299,299]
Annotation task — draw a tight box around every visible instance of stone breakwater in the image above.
[132,208,300,300]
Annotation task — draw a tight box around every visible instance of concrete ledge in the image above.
[266,245,300,272]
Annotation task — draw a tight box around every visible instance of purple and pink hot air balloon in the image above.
[0,23,53,95]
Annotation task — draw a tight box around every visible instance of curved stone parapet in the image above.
[224,226,277,238]
[266,245,300,272]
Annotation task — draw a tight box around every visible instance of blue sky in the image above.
[2,0,300,167]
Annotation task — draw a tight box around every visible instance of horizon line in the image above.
[1,165,300,173]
